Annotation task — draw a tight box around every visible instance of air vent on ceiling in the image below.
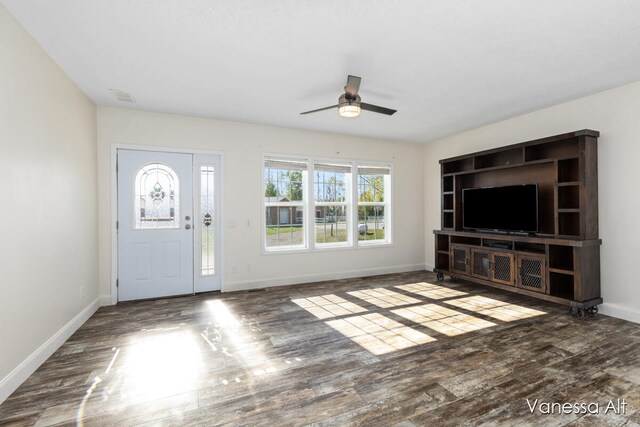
[109,89,135,103]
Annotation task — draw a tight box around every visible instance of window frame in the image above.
[262,155,309,252]
[262,153,392,254]
[356,166,392,247]
[313,161,353,249]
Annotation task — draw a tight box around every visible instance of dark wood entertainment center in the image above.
[433,129,601,317]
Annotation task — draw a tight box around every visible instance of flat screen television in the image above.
[462,184,538,233]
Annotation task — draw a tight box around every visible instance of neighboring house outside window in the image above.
[263,155,391,253]
[264,158,307,250]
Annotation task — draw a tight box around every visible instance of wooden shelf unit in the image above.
[433,130,602,311]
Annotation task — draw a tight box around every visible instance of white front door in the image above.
[117,150,194,301]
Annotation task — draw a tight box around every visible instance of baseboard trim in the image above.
[599,302,640,325]
[0,298,100,404]
[99,295,114,306]
[424,263,435,272]
[225,263,427,292]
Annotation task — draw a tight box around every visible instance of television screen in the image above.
[462,184,538,233]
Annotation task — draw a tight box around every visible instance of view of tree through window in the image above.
[263,157,390,251]
[358,167,390,242]
[315,163,350,245]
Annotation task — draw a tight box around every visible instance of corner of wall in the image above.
[0,299,100,404]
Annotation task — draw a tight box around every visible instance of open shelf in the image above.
[451,235,481,246]
[514,242,545,254]
[474,148,523,170]
[437,234,450,252]
[549,245,574,270]
[549,268,574,275]
[436,252,449,270]
[525,138,579,161]
[557,184,579,209]
[558,212,580,237]
[443,212,454,229]
[443,193,454,210]
[558,158,580,183]
[549,272,575,300]
[443,158,473,175]
[443,175,454,192]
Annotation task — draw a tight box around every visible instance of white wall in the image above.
[98,108,425,300]
[424,80,640,322]
[0,4,98,402]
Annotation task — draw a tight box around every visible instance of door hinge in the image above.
[116,160,119,173]
[116,220,119,231]
[116,279,119,288]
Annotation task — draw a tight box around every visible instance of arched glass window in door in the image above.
[134,163,180,229]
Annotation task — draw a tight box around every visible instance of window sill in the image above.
[357,241,393,249]
[263,241,393,255]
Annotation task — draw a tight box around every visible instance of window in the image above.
[264,158,307,249]
[134,163,179,229]
[263,155,391,252]
[357,166,390,244]
[314,163,351,246]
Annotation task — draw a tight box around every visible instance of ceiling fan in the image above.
[300,75,397,118]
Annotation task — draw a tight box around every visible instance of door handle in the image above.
[185,224,191,230]
[185,215,191,221]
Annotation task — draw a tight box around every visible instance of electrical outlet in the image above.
[228,221,237,230]
[231,264,237,273]
[379,252,384,260]
[246,219,252,229]
[79,286,84,298]
[245,263,252,273]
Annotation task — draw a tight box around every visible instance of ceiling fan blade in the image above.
[345,75,361,98]
[300,105,339,115]
[361,102,397,116]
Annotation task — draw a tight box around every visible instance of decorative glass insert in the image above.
[200,166,215,276]
[134,163,179,229]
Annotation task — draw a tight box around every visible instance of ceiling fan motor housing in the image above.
[339,93,361,107]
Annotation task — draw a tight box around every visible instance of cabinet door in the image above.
[471,249,492,280]
[491,252,515,286]
[450,245,470,275]
[517,254,547,293]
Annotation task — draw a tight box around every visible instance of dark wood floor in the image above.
[2,271,640,426]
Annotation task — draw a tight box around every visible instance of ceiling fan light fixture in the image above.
[338,94,361,118]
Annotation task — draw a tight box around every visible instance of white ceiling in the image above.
[4,0,640,143]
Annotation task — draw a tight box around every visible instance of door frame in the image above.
[110,144,225,305]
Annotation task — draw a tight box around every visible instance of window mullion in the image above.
[352,161,359,248]
[307,161,315,251]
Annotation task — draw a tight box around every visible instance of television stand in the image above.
[434,130,601,318]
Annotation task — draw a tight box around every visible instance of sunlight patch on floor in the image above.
[392,304,496,336]
[347,288,422,308]
[204,299,276,375]
[444,295,547,321]
[292,294,368,319]
[326,313,435,355]
[395,282,468,300]
[120,329,203,402]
